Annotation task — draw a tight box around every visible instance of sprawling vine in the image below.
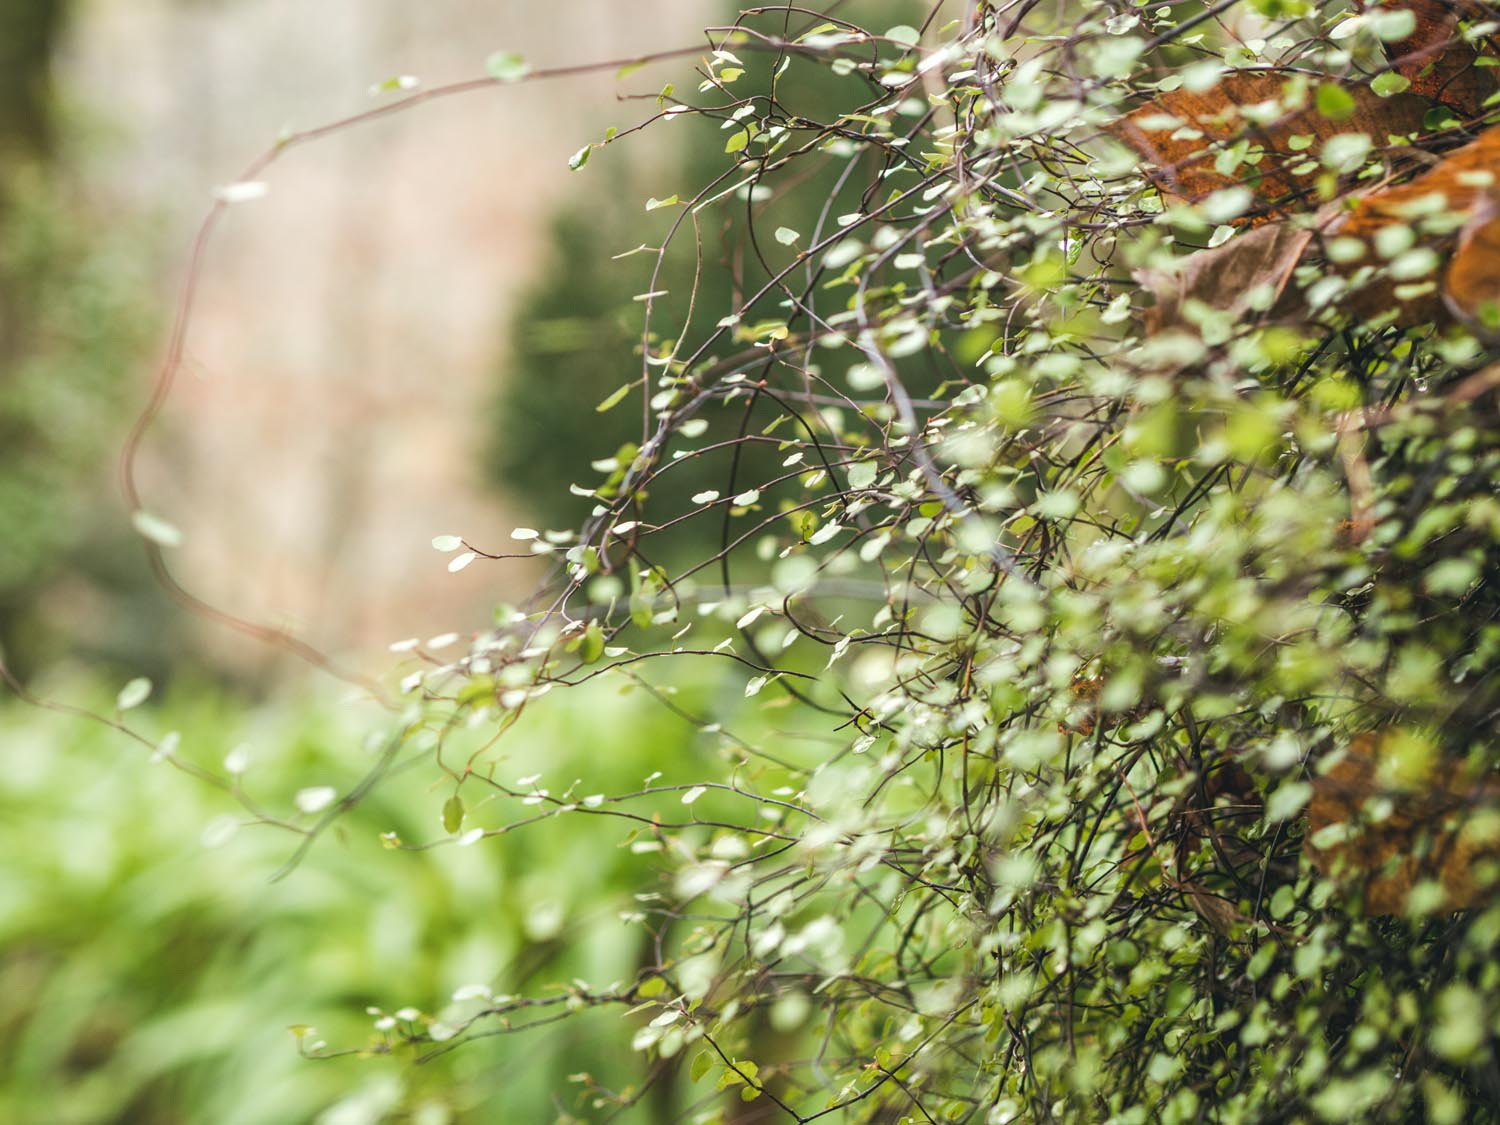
[75,0,1500,1120]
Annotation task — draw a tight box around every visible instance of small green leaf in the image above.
[1368,8,1417,41]
[369,74,419,95]
[645,195,679,211]
[485,51,530,83]
[442,795,465,835]
[631,599,654,629]
[775,226,800,245]
[116,677,152,712]
[690,1051,713,1083]
[596,383,633,413]
[1431,984,1487,1061]
[579,620,606,664]
[1315,83,1357,121]
[214,181,269,204]
[725,129,750,154]
[846,461,877,489]
[1322,132,1371,173]
[296,787,337,814]
[885,24,921,46]
[717,1059,760,1089]
[432,535,463,552]
[1371,71,1411,97]
[132,510,184,548]
[568,145,591,171]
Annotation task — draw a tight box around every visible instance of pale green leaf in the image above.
[485,51,530,82]
[116,677,152,712]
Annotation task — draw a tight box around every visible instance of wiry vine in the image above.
[55,0,1500,1120]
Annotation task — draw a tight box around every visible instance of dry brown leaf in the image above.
[1338,123,1500,229]
[1058,673,1102,736]
[1135,220,1319,333]
[1444,200,1500,328]
[1136,125,1500,334]
[1107,72,1433,219]
[1181,881,1250,937]
[1304,732,1500,915]
[1121,66,1500,334]
[1329,127,1500,323]
[1368,0,1500,121]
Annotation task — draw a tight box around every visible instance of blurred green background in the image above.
[0,672,768,1124]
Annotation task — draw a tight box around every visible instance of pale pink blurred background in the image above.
[57,0,711,672]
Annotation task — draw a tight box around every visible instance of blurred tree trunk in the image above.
[0,0,65,174]
[0,0,67,672]
[0,0,66,361]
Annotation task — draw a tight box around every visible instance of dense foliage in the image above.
[93,0,1500,1121]
[420,2,1500,1119]
[492,2,916,554]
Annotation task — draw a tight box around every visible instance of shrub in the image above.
[114,1,1500,1120]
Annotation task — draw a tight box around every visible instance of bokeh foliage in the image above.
[0,674,745,1124]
